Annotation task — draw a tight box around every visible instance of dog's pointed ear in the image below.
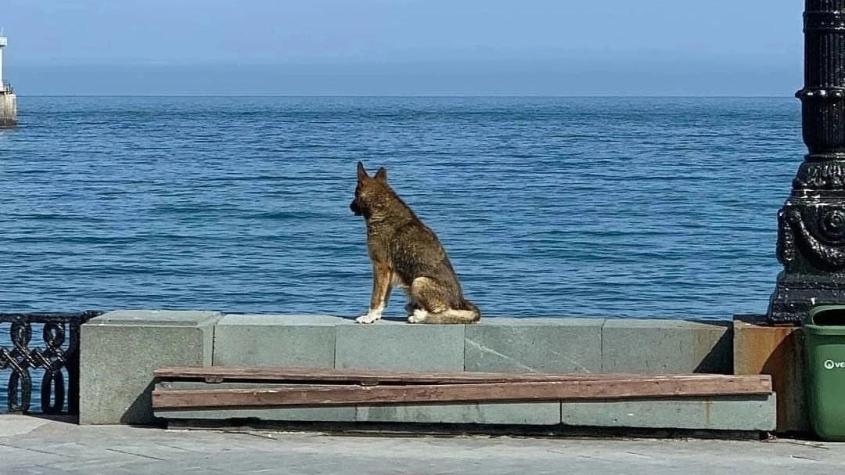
[357,161,368,181]
[375,167,387,183]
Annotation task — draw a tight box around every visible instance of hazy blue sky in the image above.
[2,0,803,95]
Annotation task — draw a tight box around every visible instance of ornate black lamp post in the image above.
[770,0,845,323]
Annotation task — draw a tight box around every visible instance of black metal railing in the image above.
[0,311,101,414]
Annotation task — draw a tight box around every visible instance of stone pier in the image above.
[0,91,17,127]
[0,35,17,127]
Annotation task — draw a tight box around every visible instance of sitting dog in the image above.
[350,162,481,324]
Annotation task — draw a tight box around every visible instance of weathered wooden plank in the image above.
[152,375,773,410]
[154,366,769,386]
[155,366,621,383]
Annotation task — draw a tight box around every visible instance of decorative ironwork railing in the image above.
[0,311,101,414]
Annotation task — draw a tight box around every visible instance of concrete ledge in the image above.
[84,312,780,432]
[156,394,776,431]
[80,310,221,425]
[154,396,775,431]
[207,315,735,376]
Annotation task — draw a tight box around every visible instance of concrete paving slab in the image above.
[0,416,842,475]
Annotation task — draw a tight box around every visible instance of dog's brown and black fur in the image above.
[350,162,480,324]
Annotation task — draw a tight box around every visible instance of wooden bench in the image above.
[153,367,773,410]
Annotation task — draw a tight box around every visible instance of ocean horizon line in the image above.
[14,94,796,99]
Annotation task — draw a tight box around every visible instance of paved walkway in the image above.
[1,416,844,474]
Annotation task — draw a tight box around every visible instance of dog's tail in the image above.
[422,300,481,324]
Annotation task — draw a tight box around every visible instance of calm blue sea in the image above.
[0,96,801,409]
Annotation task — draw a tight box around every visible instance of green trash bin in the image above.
[806,305,845,441]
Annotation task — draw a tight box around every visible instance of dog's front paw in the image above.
[356,312,382,324]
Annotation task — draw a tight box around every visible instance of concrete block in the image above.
[214,314,348,368]
[335,320,464,371]
[733,315,808,433]
[465,318,602,374]
[601,319,732,374]
[357,402,560,425]
[79,310,221,425]
[560,395,777,431]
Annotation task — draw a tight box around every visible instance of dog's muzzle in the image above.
[350,199,363,216]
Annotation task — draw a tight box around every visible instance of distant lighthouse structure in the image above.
[0,36,5,87]
[0,35,18,127]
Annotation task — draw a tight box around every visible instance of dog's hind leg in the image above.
[407,277,448,324]
[407,277,480,324]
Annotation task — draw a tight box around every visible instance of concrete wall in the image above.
[80,311,776,432]
[210,315,731,375]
